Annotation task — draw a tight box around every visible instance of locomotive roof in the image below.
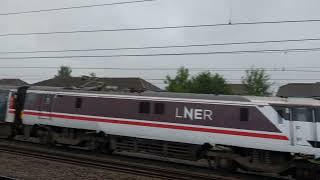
[30,87,320,106]
[141,91,250,102]
[2,85,320,106]
[27,87,320,105]
[246,96,320,106]
[25,86,250,102]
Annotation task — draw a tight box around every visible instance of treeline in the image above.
[165,67,272,96]
[54,65,272,96]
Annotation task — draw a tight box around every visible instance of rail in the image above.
[0,176,16,180]
[0,140,289,180]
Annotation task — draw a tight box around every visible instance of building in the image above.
[229,84,248,95]
[33,77,163,92]
[0,79,29,86]
[277,83,320,98]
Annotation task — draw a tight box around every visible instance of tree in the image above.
[164,67,190,93]
[189,72,231,94]
[242,68,272,96]
[89,72,96,78]
[165,67,230,95]
[55,66,72,79]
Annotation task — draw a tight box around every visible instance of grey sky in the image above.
[1,0,320,89]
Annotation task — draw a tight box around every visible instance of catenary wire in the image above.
[1,67,320,73]
[1,19,320,37]
[1,37,320,54]
[1,47,320,59]
[0,0,157,16]
[147,78,320,81]
[1,74,320,82]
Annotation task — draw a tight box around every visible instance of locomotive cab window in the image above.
[292,107,313,122]
[272,106,290,124]
[154,103,165,114]
[75,97,82,109]
[240,108,249,122]
[139,102,150,114]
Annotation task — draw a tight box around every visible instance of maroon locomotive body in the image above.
[0,86,319,178]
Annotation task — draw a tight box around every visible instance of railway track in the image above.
[0,176,16,180]
[0,140,290,180]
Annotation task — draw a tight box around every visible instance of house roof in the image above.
[229,84,248,95]
[0,79,29,86]
[277,83,320,98]
[33,77,163,92]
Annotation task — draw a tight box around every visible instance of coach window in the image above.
[25,93,38,107]
[0,91,8,121]
[292,107,313,122]
[240,108,249,122]
[139,102,150,114]
[75,97,82,109]
[315,108,320,122]
[154,103,165,115]
[44,95,51,105]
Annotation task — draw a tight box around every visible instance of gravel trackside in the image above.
[0,152,164,180]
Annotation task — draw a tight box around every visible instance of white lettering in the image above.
[175,108,183,118]
[204,110,213,120]
[184,106,193,120]
[194,109,203,120]
[175,107,214,121]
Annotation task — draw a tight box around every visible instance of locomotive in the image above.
[0,86,319,178]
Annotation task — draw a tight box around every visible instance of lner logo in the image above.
[175,106,213,120]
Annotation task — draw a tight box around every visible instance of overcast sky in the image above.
[1,0,320,89]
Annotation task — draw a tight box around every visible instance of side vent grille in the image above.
[111,136,201,160]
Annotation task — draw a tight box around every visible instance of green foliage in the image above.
[165,67,230,95]
[165,67,190,93]
[242,68,272,96]
[189,72,231,94]
[55,66,72,79]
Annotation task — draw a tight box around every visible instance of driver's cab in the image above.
[273,105,320,148]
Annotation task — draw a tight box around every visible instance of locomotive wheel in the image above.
[295,167,318,180]
[217,158,237,171]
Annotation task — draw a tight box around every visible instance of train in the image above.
[0,86,319,179]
